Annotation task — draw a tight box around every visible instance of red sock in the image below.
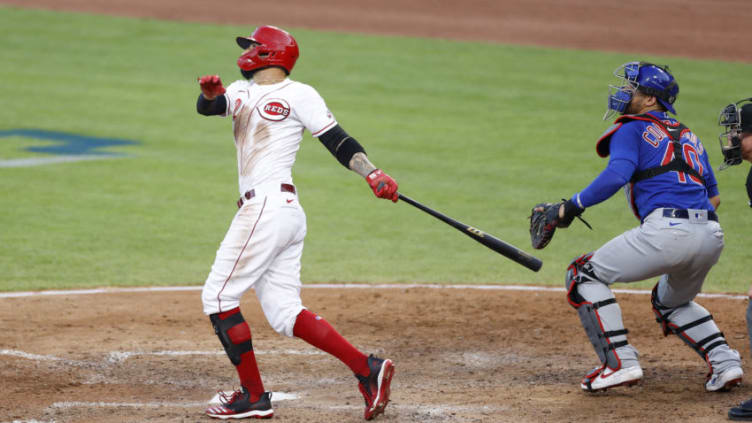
[217,308,265,401]
[293,309,369,377]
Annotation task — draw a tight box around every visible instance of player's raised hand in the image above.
[198,75,226,100]
[366,169,398,202]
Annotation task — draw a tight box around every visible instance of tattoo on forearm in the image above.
[349,152,376,177]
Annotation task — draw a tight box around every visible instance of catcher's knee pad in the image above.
[651,284,730,361]
[566,253,633,370]
[210,307,253,366]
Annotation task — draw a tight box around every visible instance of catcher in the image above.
[530,62,742,393]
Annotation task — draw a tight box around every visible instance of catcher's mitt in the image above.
[529,202,563,250]
[529,199,590,249]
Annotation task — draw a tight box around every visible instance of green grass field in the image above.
[1,7,750,292]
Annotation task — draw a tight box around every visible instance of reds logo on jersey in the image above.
[258,99,291,121]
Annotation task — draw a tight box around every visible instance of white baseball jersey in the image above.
[202,78,338,335]
[222,78,337,194]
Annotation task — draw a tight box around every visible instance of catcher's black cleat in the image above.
[205,388,273,419]
[730,398,752,421]
[356,354,395,420]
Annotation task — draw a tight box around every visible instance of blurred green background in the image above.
[1,7,750,292]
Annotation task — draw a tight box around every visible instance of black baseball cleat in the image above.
[356,354,395,420]
[730,398,752,421]
[205,388,273,419]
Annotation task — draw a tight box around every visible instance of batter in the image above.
[549,62,743,393]
[195,25,397,420]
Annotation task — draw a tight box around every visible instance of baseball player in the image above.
[195,25,396,420]
[538,62,743,393]
[719,98,752,421]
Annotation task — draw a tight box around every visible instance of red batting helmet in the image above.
[236,26,299,75]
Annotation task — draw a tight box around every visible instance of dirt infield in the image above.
[1,287,750,422]
[2,0,752,421]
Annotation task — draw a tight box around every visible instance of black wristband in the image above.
[559,199,584,228]
[197,94,227,116]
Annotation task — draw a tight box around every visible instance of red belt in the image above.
[237,184,296,208]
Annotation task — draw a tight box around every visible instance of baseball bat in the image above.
[397,193,543,272]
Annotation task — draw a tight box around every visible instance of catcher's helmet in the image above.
[236,26,299,76]
[717,97,752,170]
[604,62,679,120]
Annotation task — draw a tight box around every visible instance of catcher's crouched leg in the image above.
[651,284,743,392]
[565,253,642,392]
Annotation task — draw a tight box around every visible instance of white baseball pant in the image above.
[202,182,307,337]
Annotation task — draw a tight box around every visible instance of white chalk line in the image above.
[0,420,56,423]
[105,349,324,363]
[0,349,91,366]
[1,348,324,364]
[0,283,747,300]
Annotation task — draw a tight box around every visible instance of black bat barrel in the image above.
[398,194,542,272]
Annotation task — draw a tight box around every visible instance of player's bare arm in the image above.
[349,152,376,177]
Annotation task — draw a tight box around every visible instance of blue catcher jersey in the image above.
[578,111,718,220]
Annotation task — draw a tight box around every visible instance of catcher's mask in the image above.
[604,62,679,120]
[717,98,752,170]
[236,25,299,79]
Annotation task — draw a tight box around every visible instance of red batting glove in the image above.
[366,169,398,202]
[198,75,226,100]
